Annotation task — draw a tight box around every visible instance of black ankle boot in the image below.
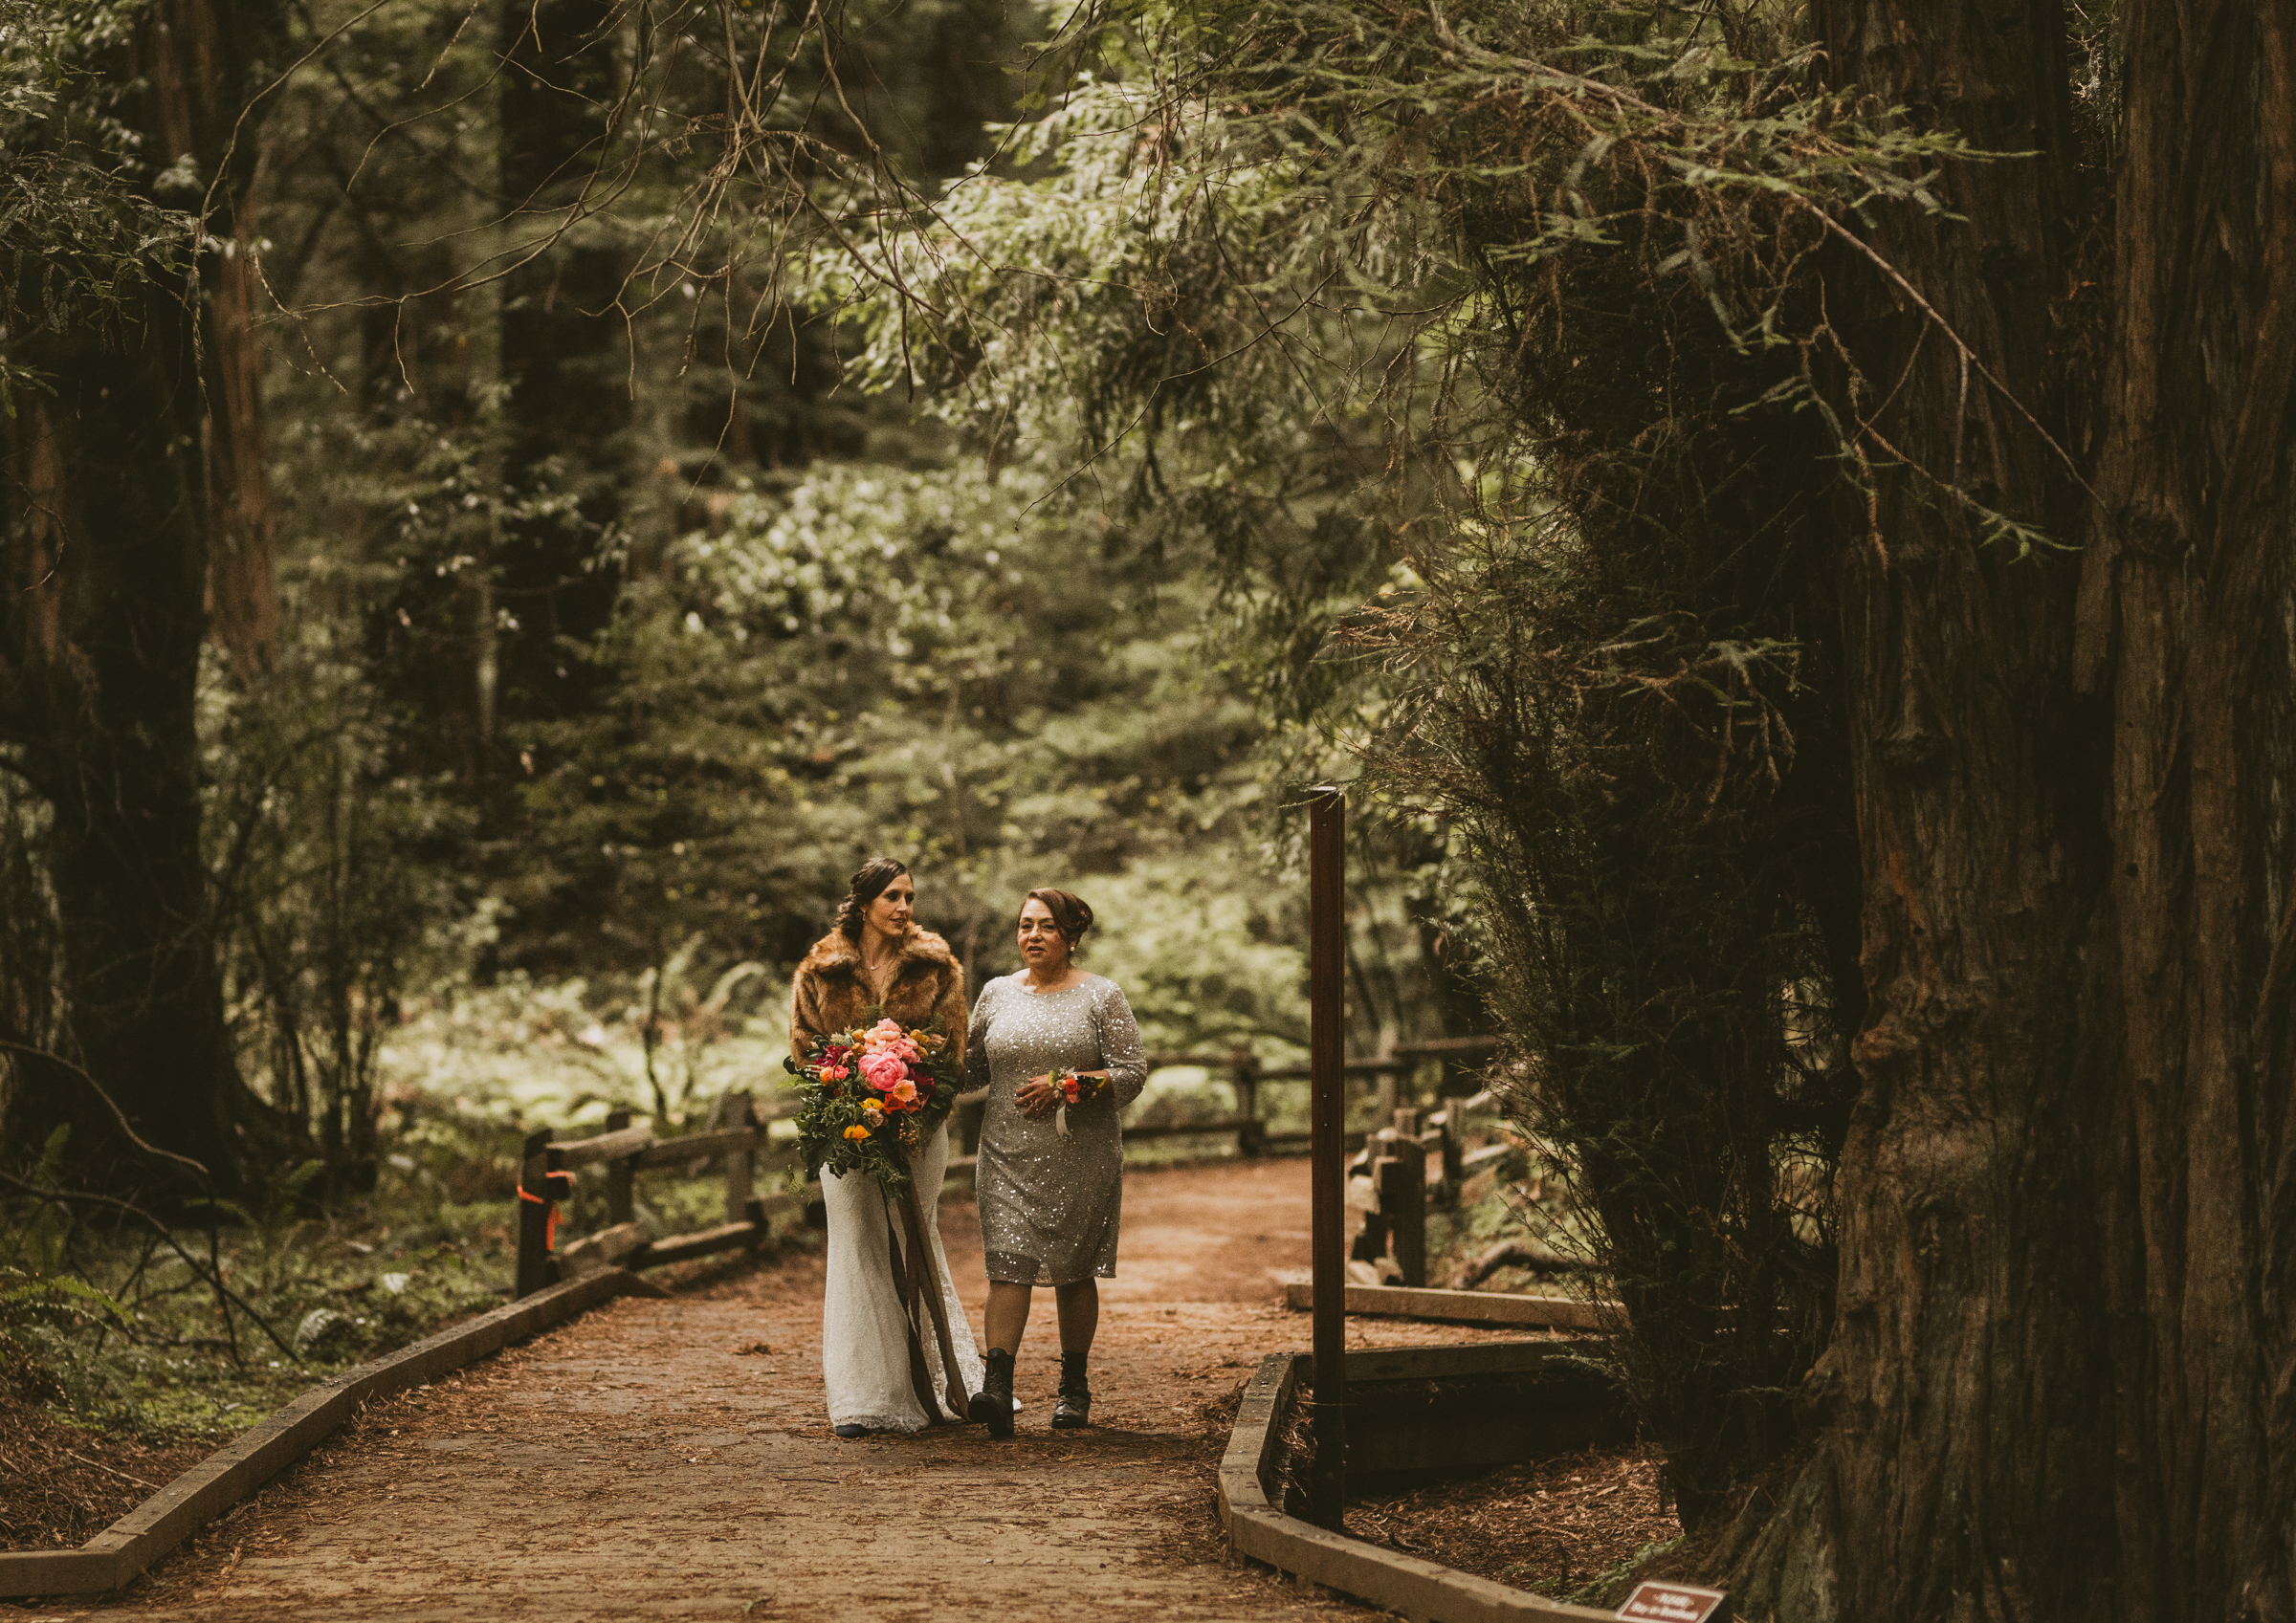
[1052,1350,1092,1429]
[970,1349,1015,1438]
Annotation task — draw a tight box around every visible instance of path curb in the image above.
[1217,1346,1617,1623]
[1283,1282,1611,1330]
[0,1266,660,1598]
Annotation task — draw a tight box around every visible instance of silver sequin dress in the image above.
[966,973,1150,1285]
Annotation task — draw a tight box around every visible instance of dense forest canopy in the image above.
[8,0,2296,1618]
[0,0,1457,1190]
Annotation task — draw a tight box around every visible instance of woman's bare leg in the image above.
[985,1280,1032,1354]
[1053,1277,1098,1354]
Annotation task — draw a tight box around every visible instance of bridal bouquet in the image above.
[786,1015,960,1193]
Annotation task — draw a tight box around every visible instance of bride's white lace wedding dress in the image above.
[820,1121,983,1433]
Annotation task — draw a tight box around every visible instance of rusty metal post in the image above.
[1308,785,1348,1528]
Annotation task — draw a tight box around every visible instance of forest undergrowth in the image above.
[2,964,1463,1552]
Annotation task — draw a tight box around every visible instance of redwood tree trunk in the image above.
[0,0,285,1195]
[2080,4,2296,1616]
[494,0,629,744]
[1790,5,2117,1612]
[1732,4,2296,1619]
[2,325,249,1199]
[204,176,281,680]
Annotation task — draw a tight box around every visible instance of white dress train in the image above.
[820,1121,984,1432]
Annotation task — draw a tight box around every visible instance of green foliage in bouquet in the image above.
[785,1013,961,1195]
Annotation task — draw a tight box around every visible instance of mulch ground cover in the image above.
[1343,1445,1679,1600]
[1,1161,1670,1621]
[0,1364,205,1553]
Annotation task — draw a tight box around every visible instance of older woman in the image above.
[962,888,1148,1437]
[790,856,982,1437]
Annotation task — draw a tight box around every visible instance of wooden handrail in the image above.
[1140,1039,1495,1075]
[552,1125,655,1167]
[630,1125,772,1170]
[1124,1115,1261,1141]
[522,1035,1505,1297]
[1256,1058,1411,1080]
[1392,1035,1500,1059]
[1143,1050,1259,1069]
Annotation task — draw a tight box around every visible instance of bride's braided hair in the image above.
[835,856,910,943]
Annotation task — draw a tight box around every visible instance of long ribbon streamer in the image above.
[899,1178,972,1420]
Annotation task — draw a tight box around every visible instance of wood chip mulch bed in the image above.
[0,1361,205,1554]
[1342,1446,1680,1600]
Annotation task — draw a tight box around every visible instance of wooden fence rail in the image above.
[1130,1037,1499,1158]
[515,1037,1506,1298]
[515,1090,817,1299]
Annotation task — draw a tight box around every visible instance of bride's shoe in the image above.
[1051,1350,1091,1429]
[970,1349,1016,1438]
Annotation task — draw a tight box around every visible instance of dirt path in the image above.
[33,1159,1535,1623]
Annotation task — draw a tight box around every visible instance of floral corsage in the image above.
[1044,1065,1108,1139]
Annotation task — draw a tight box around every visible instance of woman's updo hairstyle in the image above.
[1024,888,1093,953]
[835,856,911,943]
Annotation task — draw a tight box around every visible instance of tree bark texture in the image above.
[1,332,247,1197]
[2077,5,2296,1618]
[1729,3,2296,1619]
[494,0,630,742]
[136,0,282,679]
[0,0,286,1195]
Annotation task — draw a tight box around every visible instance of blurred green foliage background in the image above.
[0,0,1486,1464]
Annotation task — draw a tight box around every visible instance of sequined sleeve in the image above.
[1093,980,1149,1108]
[963,977,999,1092]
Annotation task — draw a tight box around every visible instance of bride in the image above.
[789,857,984,1437]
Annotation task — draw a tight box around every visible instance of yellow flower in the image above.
[843,1125,872,1140]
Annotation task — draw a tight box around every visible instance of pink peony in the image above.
[860,1050,909,1092]
[860,1023,920,1064]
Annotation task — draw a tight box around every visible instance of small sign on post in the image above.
[1617,1581,1731,1623]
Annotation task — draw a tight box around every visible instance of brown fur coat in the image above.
[789,925,969,1065]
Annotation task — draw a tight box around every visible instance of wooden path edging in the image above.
[0,1266,662,1599]
[1218,1347,1615,1623]
[1285,1281,1612,1330]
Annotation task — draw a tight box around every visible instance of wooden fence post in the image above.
[515,1129,556,1300]
[605,1108,634,1227]
[723,1090,766,1247]
[1233,1053,1263,1157]
[1346,1139,1389,1274]
[1379,1130,1428,1287]
[1308,784,1349,1530]
[1424,1108,1461,1191]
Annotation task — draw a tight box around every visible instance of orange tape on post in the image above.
[517,1171,577,1250]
